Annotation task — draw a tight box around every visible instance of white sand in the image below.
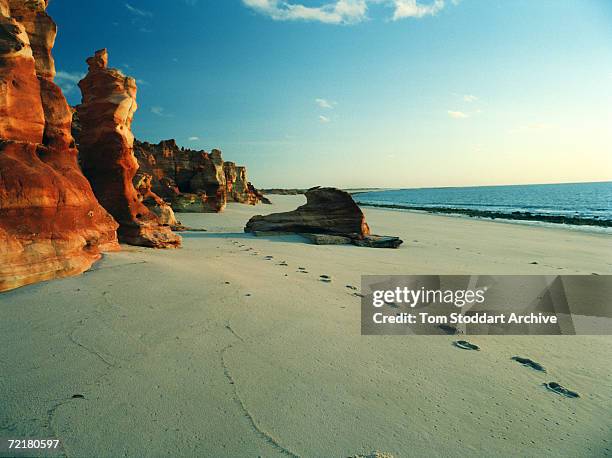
[1,195,611,457]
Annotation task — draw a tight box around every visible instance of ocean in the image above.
[353,181,612,231]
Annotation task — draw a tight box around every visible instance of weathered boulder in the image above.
[77,49,181,248]
[301,233,353,245]
[353,235,403,249]
[245,187,403,248]
[245,187,371,237]
[0,1,119,292]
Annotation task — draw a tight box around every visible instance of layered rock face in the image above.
[223,162,270,205]
[133,140,229,212]
[0,1,119,292]
[77,49,181,248]
[133,139,269,212]
[245,187,371,236]
[133,172,183,229]
[245,187,403,248]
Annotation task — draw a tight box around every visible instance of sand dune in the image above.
[1,196,611,457]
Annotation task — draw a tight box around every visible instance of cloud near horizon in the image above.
[315,98,336,109]
[242,0,447,24]
[447,110,468,119]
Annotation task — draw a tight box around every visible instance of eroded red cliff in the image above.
[77,49,181,248]
[133,140,228,213]
[223,161,270,205]
[0,0,119,292]
[133,139,268,212]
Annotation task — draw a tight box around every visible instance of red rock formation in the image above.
[133,140,227,212]
[133,171,183,230]
[77,49,181,248]
[245,187,371,236]
[223,161,270,205]
[0,1,119,292]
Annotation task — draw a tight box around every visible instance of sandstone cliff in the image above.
[133,140,230,212]
[223,161,271,205]
[77,49,181,248]
[0,1,119,292]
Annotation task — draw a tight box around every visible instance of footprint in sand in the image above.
[346,285,358,290]
[276,261,288,266]
[351,452,395,458]
[320,275,332,283]
[544,382,580,398]
[511,356,546,372]
[453,340,480,351]
[297,267,309,274]
[264,255,274,260]
[437,324,457,335]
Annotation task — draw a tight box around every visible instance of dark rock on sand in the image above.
[245,187,370,236]
[353,235,403,249]
[245,187,403,248]
[302,233,353,245]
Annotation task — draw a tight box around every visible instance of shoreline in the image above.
[2,196,611,456]
[355,201,612,229]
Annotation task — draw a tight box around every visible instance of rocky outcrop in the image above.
[133,140,266,212]
[133,140,227,213]
[77,49,181,248]
[245,187,402,248]
[245,187,370,236]
[223,162,270,205]
[133,172,183,230]
[0,1,119,292]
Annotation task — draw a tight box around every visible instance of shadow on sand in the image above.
[179,231,311,245]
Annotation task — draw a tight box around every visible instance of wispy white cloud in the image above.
[55,70,85,95]
[242,0,448,24]
[56,70,85,84]
[447,110,468,119]
[188,136,200,141]
[151,106,173,117]
[392,0,444,20]
[315,98,336,109]
[319,115,331,123]
[463,94,478,102]
[125,3,153,17]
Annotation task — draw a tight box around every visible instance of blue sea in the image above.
[353,181,612,231]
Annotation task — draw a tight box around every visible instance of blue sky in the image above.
[48,0,612,188]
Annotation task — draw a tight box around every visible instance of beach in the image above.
[1,195,611,457]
